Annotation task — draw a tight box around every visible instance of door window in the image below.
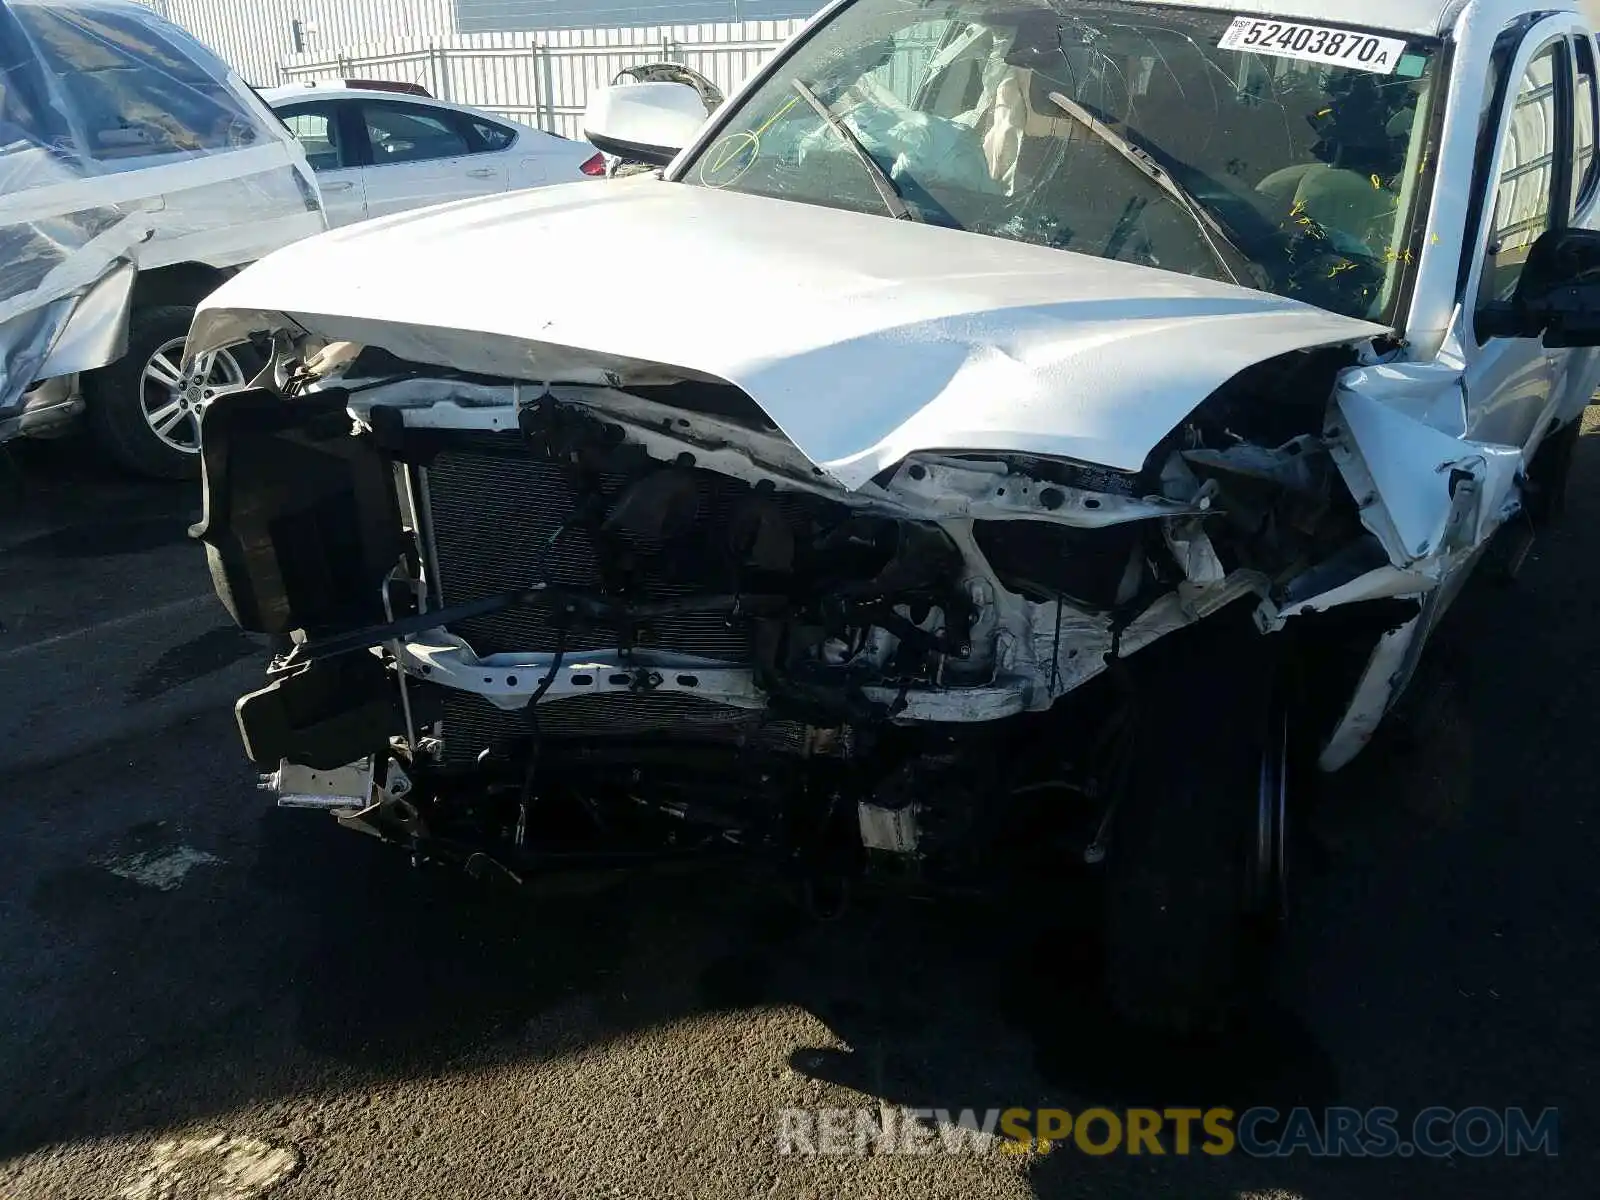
[1572,35,1598,212]
[1477,42,1567,315]
[276,102,349,171]
[361,101,472,165]
[467,118,516,152]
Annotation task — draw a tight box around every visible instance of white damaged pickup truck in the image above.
[190,0,1600,1029]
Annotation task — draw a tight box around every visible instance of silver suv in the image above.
[1,0,324,477]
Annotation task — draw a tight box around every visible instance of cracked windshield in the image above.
[685,0,1441,322]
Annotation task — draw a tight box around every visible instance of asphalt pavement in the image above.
[0,424,1596,1200]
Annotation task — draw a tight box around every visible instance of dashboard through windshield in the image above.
[679,0,1443,323]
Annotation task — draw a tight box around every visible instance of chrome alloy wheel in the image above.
[140,338,247,454]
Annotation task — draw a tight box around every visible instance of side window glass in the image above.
[469,119,515,152]
[1478,43,1564,315]
[278,104,345,172]
[13,3,260,163]
[362,102,472,165]
[1573,36,1598,212]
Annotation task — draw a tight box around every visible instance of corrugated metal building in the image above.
[139,0,456,85]
[455,0,817,33]
[140,0,819,87]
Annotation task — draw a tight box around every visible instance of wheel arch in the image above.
[129,262,237,314]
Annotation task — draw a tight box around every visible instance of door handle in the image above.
[322,181,354,192]
[466,168,497,178]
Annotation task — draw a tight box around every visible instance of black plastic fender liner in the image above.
[190,387,408,636]
[236,651,398,769]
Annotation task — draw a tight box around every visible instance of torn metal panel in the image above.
[1163,517,1226,587]
[1261,562,1434,628]
[1318,611,1425,771]
[0,210,151,412]
[0,296,71,417]
[1117,572,1272,659]
[1328,385,1524,564]
[33,260,136,379]
[1334,359,1470,438]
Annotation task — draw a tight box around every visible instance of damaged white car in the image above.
[192,0,1600,1029]
[0,0,324,476]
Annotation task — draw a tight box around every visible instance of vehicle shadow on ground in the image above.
[4,432,1598,1200]
[0,711,1427,1197]
[0,437,195,530]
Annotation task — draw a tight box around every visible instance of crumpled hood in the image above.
[194,177,1387,489]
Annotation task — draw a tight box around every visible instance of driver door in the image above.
[1457,27,1573,449]
[1548,31,1600,426]
[356,99,507,219]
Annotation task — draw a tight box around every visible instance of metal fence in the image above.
[278,20,811,138]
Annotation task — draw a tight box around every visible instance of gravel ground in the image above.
[0,422,1595,1200]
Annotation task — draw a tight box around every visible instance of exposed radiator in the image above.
[421,433,861,763]
[423,434,754,661]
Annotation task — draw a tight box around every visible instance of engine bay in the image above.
[194,338,1441,895]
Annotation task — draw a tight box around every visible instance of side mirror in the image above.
[1484,227,1600,347]
[582,81,708,167]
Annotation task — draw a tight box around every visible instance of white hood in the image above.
[193,177,1387,490]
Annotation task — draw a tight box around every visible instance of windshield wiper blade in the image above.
[791,78,915,222]
[1046,90,1244,287]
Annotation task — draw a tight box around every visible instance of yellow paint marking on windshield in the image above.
[707,133,754,175]
[704,94,800,181]
[754,95,799,137]
[701,131,761,186]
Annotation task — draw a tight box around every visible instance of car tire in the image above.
[1101,613,1286,1036]
[1524,418,1580,527]
[84,303,251,481]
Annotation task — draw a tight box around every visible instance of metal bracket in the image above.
[265,757,374,809]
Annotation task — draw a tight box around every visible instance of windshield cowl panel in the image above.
[680,0,1441,325]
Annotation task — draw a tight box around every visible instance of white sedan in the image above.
[261,85,604,226]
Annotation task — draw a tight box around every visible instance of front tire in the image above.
[1102,618,1288,1035]
[84,304,248,480]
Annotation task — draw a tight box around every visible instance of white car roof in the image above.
[260,86,530,128]
[262,84,426,103]
[1135,0,1574,38]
